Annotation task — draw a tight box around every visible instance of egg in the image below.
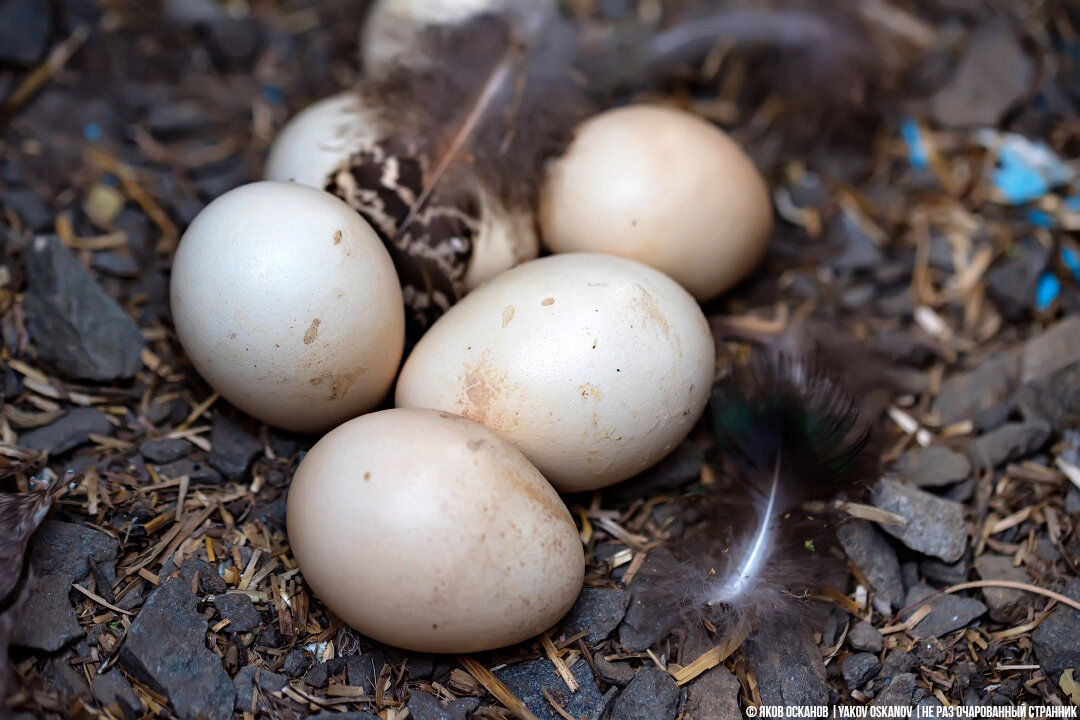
[264,90,538,327]
[539,104,773,302]
[286,408,584,652]
[170,181,405,433]
[264,92,378,189]
[395,253,715,492]
[361,0,554,78]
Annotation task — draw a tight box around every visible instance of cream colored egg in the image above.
[264,92,378,188]
[396,253,715,492]
[286,408,585,652]
[170,182,404,433]
[540,105,773,302]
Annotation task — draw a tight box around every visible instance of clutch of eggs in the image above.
[540,104,773,302]
[396,253,716,492]
[287,408,584,653]
[169,181,405,433]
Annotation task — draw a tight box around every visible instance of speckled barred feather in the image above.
[326,138,480,330]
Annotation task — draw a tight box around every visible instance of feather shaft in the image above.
[393,8,547,243]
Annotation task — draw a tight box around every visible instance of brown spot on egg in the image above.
[309,366,365,401]
[303,318,321,344]
[541,297,554,306]
[467,439,485,451]
[333,229,343,245]
[501,305,515,328]
[363,472,371,481]
[579,384,602,402]
[459,355,515,432]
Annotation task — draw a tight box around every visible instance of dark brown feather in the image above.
[0,483,53,605]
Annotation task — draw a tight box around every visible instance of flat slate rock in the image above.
[929,21,1033,128]
[873,480,967,563]
[11,574,84,651]
[841,652,881,689]
[233,665,288,712]
[933,352,1020,426]
[973,554,1030,623]
[346,650,386,694]
[0,0,51,64]
[593,655,635,686]
[209,415,262,480]
[495,658,604,720]
[139,438,194,464]
[969,421,1051,468]
[92,670,139,711]
[18,408,114,454]
[837,520,905,613]
[619,548,678,651]
[407,690,480,720]
[847,621,883,653]
[119,577,233,720]
[683,665,741,720]
[895,445,970,487]
[212,592,262,633]
[561,588,630,644]
[1032,577,1080,684]
[902,584,987,638]
[29,521,118,583]
[23,235,144,381]
[611,666,679,720]
[872,673,918,710]
[745,631,828,708]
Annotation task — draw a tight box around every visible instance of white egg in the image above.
[396,253,715,492]
[264,92,377,189]
[286,408,585,652]
[361,0,553,78]
[540,104,773,302]
[170,181,405,433]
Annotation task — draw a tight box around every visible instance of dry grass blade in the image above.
[944,580,1080,614]
[672,624,748,686]
[457,656,540,720]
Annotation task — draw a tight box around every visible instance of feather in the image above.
[0,479,54,605]
[636,352,878,640]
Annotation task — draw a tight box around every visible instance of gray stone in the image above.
[745,631,827,707]
[929,22,1033,128]
[138,438,193,464]
[920,558,969,587]
[902,584,987,638]
[593,655,635,686]
[11,574,84,651]
[29,521,118,583]
[212,593,262,633]
[872,673,918,711]
[933,353,1020,425]
[23,235,144,381]
[837,520,905,613]
[1032,578,1080,684]
[611,666,679,720]
[683,665,741,720]
[873,480,967,563]
[562,588,630,644]
[119,577,232,720]
[233,665,288,712]
[847,622,883,653]
[283,649,309,678]
[346,650,386,695]
[841,652,880,689]
[92,669,140,711]
[0,0,50,64]
[495,658,604,720]
[305,714,380,720]
[619,548,678,651]
[154,458,223,485]
[973,554,1030,623]
[407,690,480,720]
[895,446,970,487]
[209,415,262,480]
[18,408,114,454]
[969,421,1051,468]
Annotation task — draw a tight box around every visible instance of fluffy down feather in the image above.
[636,352,878,640]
